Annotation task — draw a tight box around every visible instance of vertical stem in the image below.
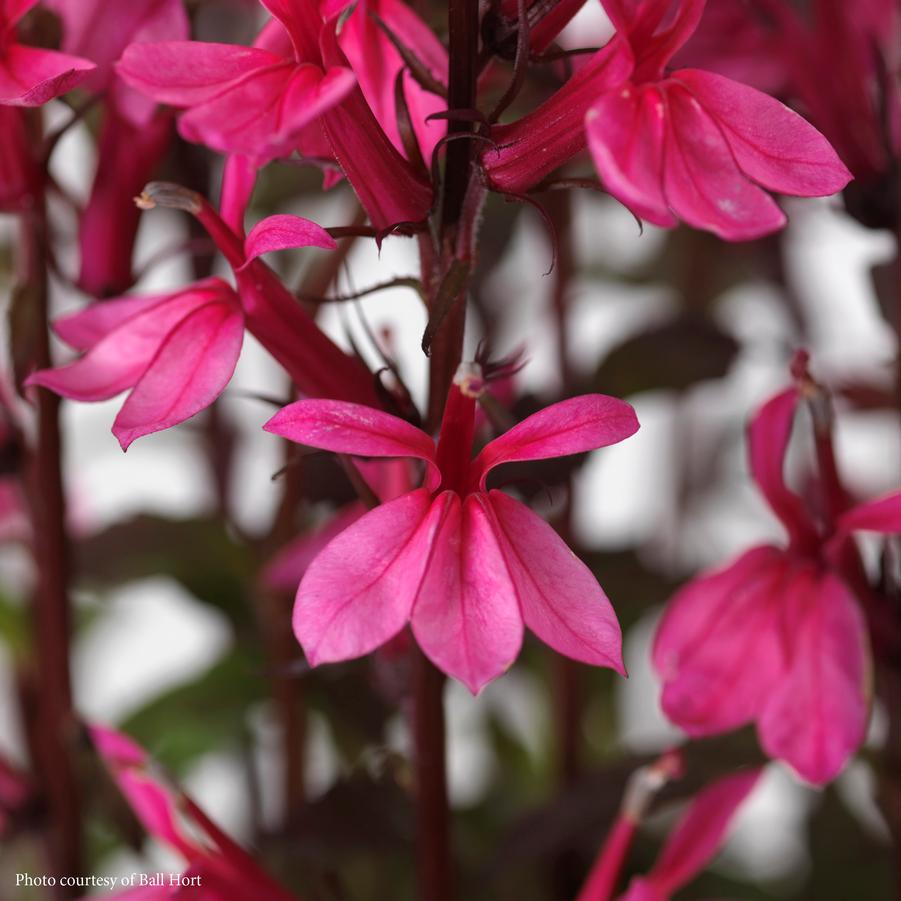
[263,438,307,820]
[546,191,582,787]
[21,196,81,895]
[412,5,480,896]
[442,0,479,228]
[412,648,452,901]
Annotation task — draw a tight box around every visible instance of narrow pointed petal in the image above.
[52,293,170,351]
[176,62,355,162]
[116,42,284,105]
[485,490,624,673]
[748,387,817,544]
[293,488,444,664]
[758,572,871,784]
[837,491,901,534]
[0,45,95,106]
[473,394,638,489]
[587,84,678,228]
[27,280,235,401]
[673,70,852,196]
[651,768,763,893]
[264,399,439,488]
[241,213,336,267]
[652,547,790,735]
[112,301,244,449]
[89,725,199,860]
[662,81,787,240]
[412,493,523,693]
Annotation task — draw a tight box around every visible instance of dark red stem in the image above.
[20,194,81,896]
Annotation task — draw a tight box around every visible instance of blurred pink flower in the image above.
[0,0,94,106]
[615,769,761,901]
[46,0,188,296]
[76,108,172,297]
[653,380,901,784]
[264,362,639,693]
[484,0,851,240]
[87,725,300,901]
[0,104,40,211]
[26,278,244,449]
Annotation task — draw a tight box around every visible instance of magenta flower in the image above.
[25,278,244,449]
[77,109,172,297]
[653,379,901,784]
[264,362,639,693]
[0,0,94,106]
[46,0,188,296]
[87,725,300,901]
[613,769,761,901]
[484,0,851,240]
[118,0,435,231]
[116,0,354,164]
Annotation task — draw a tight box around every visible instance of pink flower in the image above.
[0,104,39,211]
[614,769,761,901]
[86,725,300,901]
[77,109,172,296]
[118,0,435,231]
[46,0,188,295]
[653,376,900,784]
[25,278,244,449]
[484,0,851,240]
[0,0,94,106]
[116,0,355,164]
[264,362,639,694]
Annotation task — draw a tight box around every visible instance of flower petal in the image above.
[673,69,852,196]
[472,394,638,489]
[112,299,244,449]
[758,571,871,785]
[27,280,236,400]
[652,546,790,735]
[241,213,336,267]
[747,386,817,544]
[293,488,446,664]
[176,62,355,162]
[587,84,678,228]
[89,725,199,859]
[116,42,284,106]
[264,399,439,488]
[411,493,523,694]
[53,293,172,351]
[259,0,324,61]
[837,490,901,534]
[0,45,94,106]
[651,768,763,892]
[485,490,625,673]
[661,80,787,240]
